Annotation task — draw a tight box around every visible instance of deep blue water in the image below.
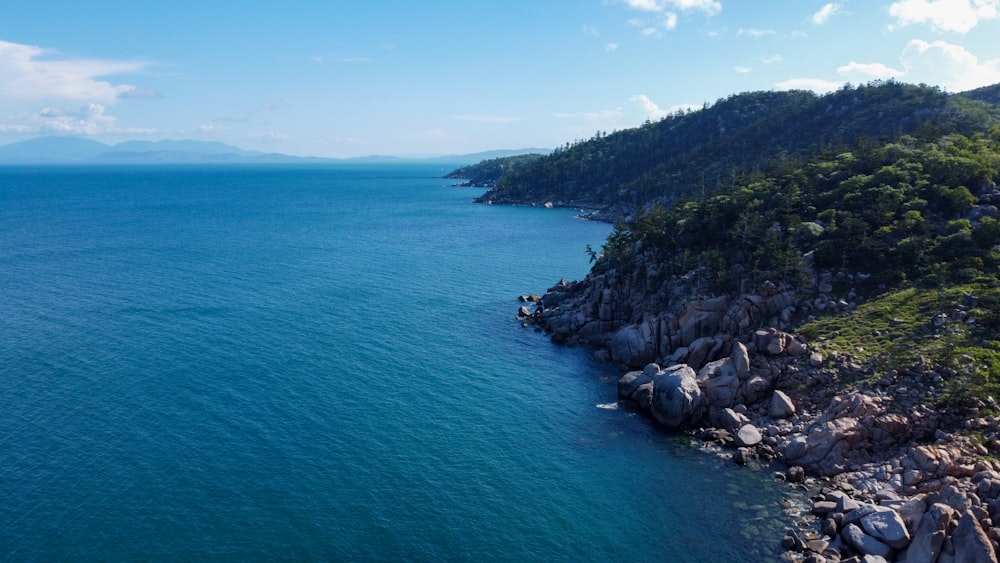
[0,164,795,561]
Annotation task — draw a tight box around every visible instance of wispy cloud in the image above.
[617,0,720,35]
[629,13,678,35]
[606,42,620,52]
[761,54,784,65]
[553,108,624,121]
[621,0,663,10]
[0,39,149,104]
[734,66,753,74]
[449,114,521,124]
[812,3,842,25]
[619,0,721,15]
[737,28,776,37]
[312,54,372,64]
[889,0,1000,33]
[250,131,290,143]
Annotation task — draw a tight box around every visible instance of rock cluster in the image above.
[518,275,1000,561]
[612,345,1000,561]
[786,474,1000,562]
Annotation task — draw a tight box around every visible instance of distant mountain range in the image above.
[0,136,549,165]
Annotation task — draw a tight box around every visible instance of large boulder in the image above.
[904,503,955,563]
[698,357,741,410]
[617,370,653,400]
[951,509,998,563]
[782,393,879,476]
[610,322,658,368]
[841,523,892,558]
[731,341,750,379]
[782,417,869,476]
[650,364,703,429]
[860,507,911,550]
[685,335,728,371]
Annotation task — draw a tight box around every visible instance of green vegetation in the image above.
[476,81,1000,210]
[453,80,1000,407]
[590,128,1000,404]
[593,132,1000,291]
[798,284,1000,405]
[445,153,544,187]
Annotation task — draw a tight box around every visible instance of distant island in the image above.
[0,136,549,166]
[451,80,1000,562]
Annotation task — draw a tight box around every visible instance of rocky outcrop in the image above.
[601,292,1000,561]
[521,260,1000,560]
[535,273,803,370]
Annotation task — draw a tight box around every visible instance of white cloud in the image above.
[666,0,722,15]
[620,0,721,13]
[837,61,904,80]
[761,54,784,65]
[33,103,153,135]
[621,0,663,11]
[629,12,680,35]
[582,24,600,36]
[251,131,290,142]
[889,0,999,33]
[617,0,720,35]
[900,38,1000,90]
[629,95,701,120]
[606,42,620,52]
[812,3,842,24]
[825,39,999,92]
[553,108,625,121]
[737,28,776,37]
[773,78,842,93]
[630,94,670,119]
[0,40,148,104]
[735,66,753,74]
[196,124,229,135]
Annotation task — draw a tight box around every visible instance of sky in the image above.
[0,0,999,158]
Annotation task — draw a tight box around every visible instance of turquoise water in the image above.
[0,164,792,561]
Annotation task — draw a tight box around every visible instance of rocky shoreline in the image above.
[517,277,1000,562]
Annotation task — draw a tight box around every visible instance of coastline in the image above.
[511,232,1000,562]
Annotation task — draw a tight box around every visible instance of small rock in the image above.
[771,390,796,418]
[734,424,763,447]
[810,351,824,367]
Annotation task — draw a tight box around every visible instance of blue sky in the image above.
[1,0,998,157]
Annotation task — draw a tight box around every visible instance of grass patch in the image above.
[797,282,1000,407]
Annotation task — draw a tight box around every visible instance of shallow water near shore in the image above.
[1,163,797,561]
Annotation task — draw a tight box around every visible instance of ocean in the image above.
[0,164,797,561]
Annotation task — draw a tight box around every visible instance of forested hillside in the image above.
[466,81,1000,218]
[453,79,1000,398]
